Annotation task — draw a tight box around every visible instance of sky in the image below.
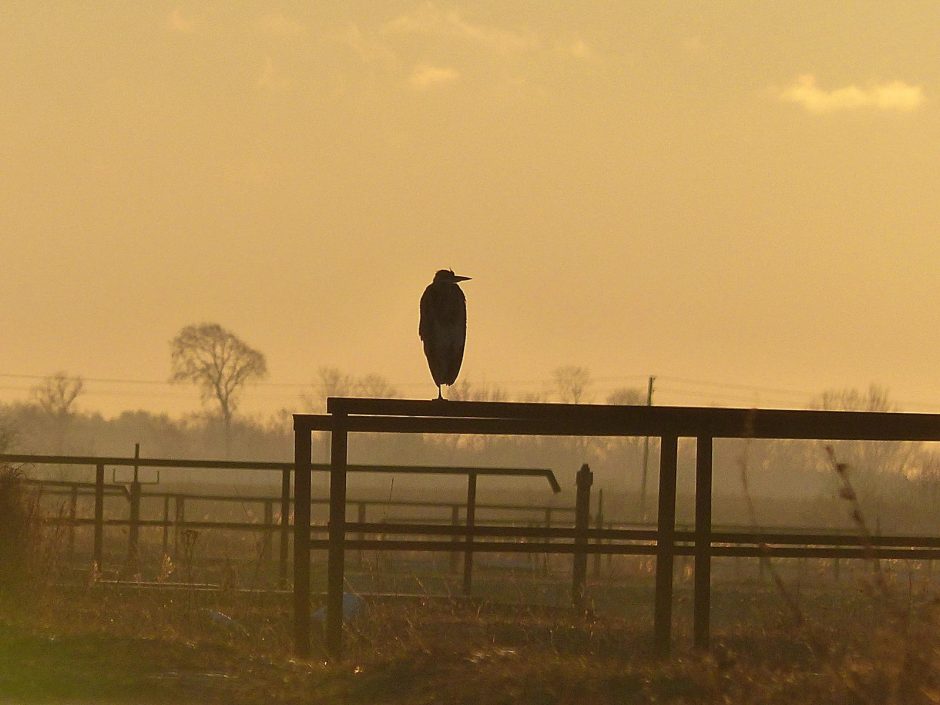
[2,2,940,418]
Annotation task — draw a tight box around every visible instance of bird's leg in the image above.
[437,385,444,400]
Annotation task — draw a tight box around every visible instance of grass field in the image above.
[2,564,939,705]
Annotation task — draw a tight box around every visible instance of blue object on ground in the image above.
[311,593,364,623]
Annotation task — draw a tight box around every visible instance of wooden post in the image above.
[654,434,678,657]
[326,413,348,658]
[279,467,291,588]
[573,464,593,608]
[463,472,477,595]
[293,418,313,657]
[694,435,713,650]
[93,464,104,569]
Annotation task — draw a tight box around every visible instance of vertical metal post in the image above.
[450,505,460,573]
[293,417,313,657]
[573,464,593,608]
[593,488,604,578]
[543,508,553,576]
[654,434,678,657]
[326,412,348,658]
[173,497,185,556]
[126,443,141,574]
[94,464,104,569]
[263,500,274,563]
[463,472,477,595]
[162,495,170,556]
[127,481,141,574]
[356,503,367,566]
[694,435,713,650]
[639,375,655,519]
[67,485,78,561]
[279,467,291,587]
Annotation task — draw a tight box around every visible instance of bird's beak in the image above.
[453,275,471,282]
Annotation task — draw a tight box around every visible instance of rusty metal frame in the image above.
[294,399,940,659]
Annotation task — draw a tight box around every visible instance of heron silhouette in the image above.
[419,269,471,400]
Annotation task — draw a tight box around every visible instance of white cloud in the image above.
[254,13,306,37]
[385,3,539,54]
[409,64,459,90]
[167,8,194,34]
[779,75,925,114]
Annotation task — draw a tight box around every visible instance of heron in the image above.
[419,269,471,400]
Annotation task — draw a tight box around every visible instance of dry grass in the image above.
[1,576,938,705]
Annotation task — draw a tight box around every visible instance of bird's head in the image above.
[434,269,471,284]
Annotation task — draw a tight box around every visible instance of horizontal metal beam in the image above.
[304,399,940,441]
[1,454,559,491]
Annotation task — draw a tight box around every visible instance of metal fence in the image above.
[293,399,940,658]
[0,452,560,587]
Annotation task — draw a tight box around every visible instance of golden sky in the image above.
[2,2,939,417]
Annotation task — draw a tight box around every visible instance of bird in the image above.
[419,269,471,400]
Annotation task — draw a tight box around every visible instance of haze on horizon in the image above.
[3,2,939,420]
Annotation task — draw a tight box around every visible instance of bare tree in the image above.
[31,372,84,418]
[813,384,917,516]
[552,366,592,403]
[169,323,267,454]
[355,374,399,398]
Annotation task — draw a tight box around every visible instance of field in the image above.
[3,552,940,704]
[3,465,940,705]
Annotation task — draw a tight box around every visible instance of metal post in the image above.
[543,508,553,576]
[127,480,141,575]
[94,464,104,569]
[263,500,274,563]
[463,472,477,594]
[639,375,655,520]
[126,443,141,575]
[693,435,713,650]
[173,497,185,556]
[67,485,78,561]
[573,464,593,608]
[280,467,291,587]
[162,495,170,556]
[356,503,366,566]
[654,434,678,657]
[293,419,312,657]
[593,488,604,579]
[326,412,348,658]
[450,505,460,573]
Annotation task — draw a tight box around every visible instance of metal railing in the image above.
[294,399,940,658]
[1,453,560,586]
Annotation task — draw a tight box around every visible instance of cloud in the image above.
[409,64,459,90]
[167,8,194,34]
[779,75,925,114]
[556,37,595,61]
[384,3,539,54]
[254,12,306,37]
